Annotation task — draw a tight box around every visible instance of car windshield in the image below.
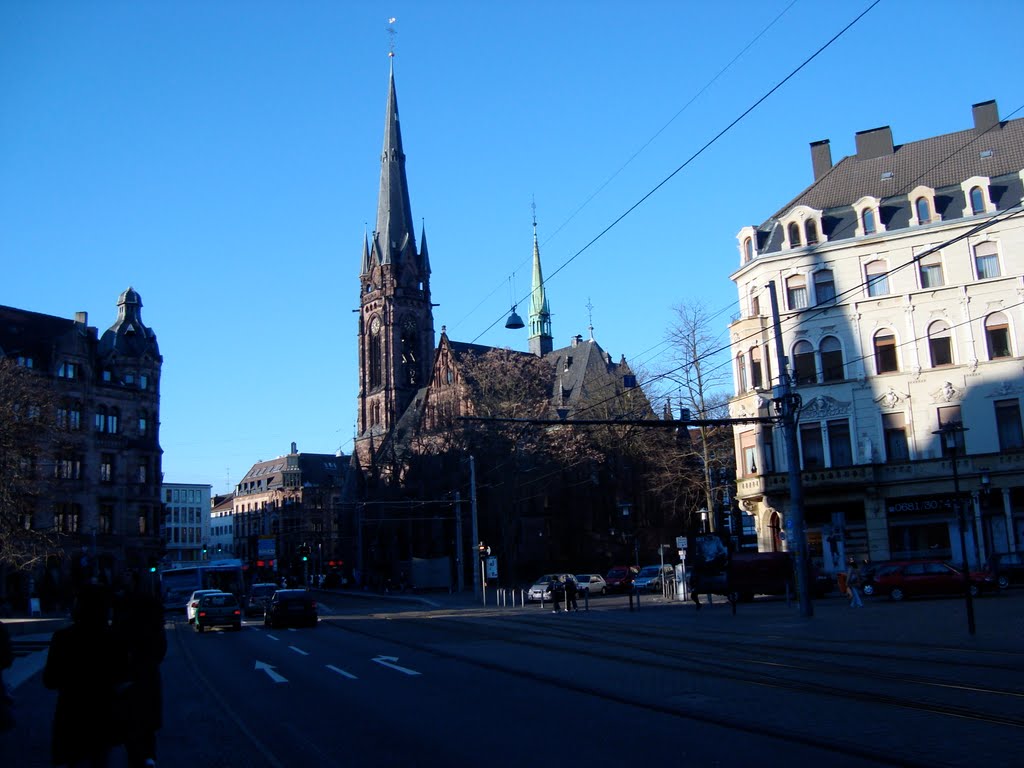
[576,575,590,582]
[533,576,555,586]
[638,567,661,577]
[251,585,276,596]
[607,569,626,578]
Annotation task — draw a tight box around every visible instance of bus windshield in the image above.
[160,560,244,611]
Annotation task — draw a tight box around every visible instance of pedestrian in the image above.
[565,575,579,612]
[112,582,167,768]
[847,559,864,608]
[550,576,564,613]
[43,583,124,767]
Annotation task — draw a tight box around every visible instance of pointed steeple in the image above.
[360,230,374,276]
[528,207,553,357]
[374,61,416,268]
[419,222,430,275]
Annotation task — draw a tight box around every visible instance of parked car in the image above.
[871,559,995,601]
[986,552,1024,589]
[633,564,674,592]
[859,561,895,596]
[527,574,577,602]
[244,582,279,617]
[186,589,222,623]
[264,589,318,628]
[194,592,242,632]
[575,574,607,595]
[604,565,639,593]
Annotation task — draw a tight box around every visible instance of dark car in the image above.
[604,565,639,593]
[264,589,318,628]
[859,561,895,596]
[194,592,242,632]
[244,583,278,617]
[986,552,1024,589]
[872,559,995,601]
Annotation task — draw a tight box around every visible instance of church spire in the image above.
[528,203,553,356]
[374,61,417,268]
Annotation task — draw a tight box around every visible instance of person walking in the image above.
[550,576,564,613]
[43,584,124,767]
[565,575,579,612]
[112,582,167,768]
[847,559,864,608]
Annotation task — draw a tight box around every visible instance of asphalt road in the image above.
[4,590,1024,767]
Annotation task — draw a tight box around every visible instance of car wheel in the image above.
[998,575,1009,590]
[862,584,874,596]
[889,587,905,601]
[599,587,606,595]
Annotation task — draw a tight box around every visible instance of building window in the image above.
[102,369,112,382]
[985,312,1011,359]
[883,412,909,461]
[108,408,119,434]
[937,405,964,456]
[928,321,953,367]
[56,458,82,480]
[862,208,876,235]
[804,219,819,246]
[786,274,808,310]
[369,326,382,389]
[138,412,148,436]
[792,340,816,384]
[139,374,148,390]
[137,461,148,484]
[16,356,33,368]
[99,504,114,534]
[827,419,853,467]
[57,361,79,379]
[750,347,763,389]
[69,404,81,431]
[874,332,898,374]
[918,253,944,288]
[749,291,760,317]
[743,237,754,263]
[100,454,113,483]
[95,406,107,432]
[820,336,844,382]
[865,260,889,297]
[799,423,825,469]
[813,270,836,305]
[974,241,1000,279]
[787,222,802,248]
[138,511,148,535]
[54,504,81,534]
[970,186,985,215]
[995,399,1024,451]
[915,197,931,224]
[736,353,747,393]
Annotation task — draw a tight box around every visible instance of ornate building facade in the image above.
[728,101,1024,576]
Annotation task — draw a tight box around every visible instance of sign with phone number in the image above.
[886,496,955,515]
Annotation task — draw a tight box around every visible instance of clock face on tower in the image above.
[370,316,381,334]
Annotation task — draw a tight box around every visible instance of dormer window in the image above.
[970,186,985,214]
[787,222,802,248]
[743,237,754,263]
[862,208,876,235]
[961,178,992,217]
[804,220,819,246]
[915,197,931,224]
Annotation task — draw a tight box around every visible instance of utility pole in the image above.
[767,281,813,618]
[470,455,480,600]
[454,491,464,593]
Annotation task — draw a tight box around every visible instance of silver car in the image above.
[575,574,607,595]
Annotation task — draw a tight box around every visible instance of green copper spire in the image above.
[528,206,552,356]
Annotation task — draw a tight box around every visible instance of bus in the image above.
[159,559,245,612]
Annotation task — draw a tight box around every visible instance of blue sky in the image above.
[3,1,1022,493]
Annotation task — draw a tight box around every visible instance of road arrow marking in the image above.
[327,664,357,680]
[288,646,309,656]
[371,656,421,676]
[255,661,288,683]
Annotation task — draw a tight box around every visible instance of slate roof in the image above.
[0,304,81,366]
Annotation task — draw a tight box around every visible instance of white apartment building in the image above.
[161,482,212,564]
[728,100,1024,577]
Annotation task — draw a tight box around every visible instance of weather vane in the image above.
[387,17,397,58]
[586,297,595,339]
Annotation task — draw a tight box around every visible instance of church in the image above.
[350,62,667,587]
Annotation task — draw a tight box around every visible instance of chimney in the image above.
[810,139,832,180]
[74,311,88,325]
[290,441,297,454]
[855,126,894,160]
[972,100,1000,135]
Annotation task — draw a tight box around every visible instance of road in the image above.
[4,590,1024,767]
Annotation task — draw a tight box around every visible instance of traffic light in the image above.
[299,543,310,562]
[147,557,157,573]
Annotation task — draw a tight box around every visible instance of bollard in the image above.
[584,589,589,611]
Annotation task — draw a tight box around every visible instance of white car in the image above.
[575,574,607,595]
[186,589,222,623]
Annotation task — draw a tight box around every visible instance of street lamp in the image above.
[933,422,976,636]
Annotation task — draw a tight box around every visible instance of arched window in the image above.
[915,197,931,225]
[369,331,382,389]
[804,219,819,246]
[813,270,835,305]
[820,336,844,382]
[749,289,761,317]
[865,260,889,297]
[927,321,953,367]
[792,340,816,384]
[736,353,748,393]
[750,347,763,389]
[861,208,876,235]
[787,222,802,248]
[743,237,754,263]
[970,186,985,215]
[985,312,1011,359]
[873,331,898,374]
[786,274,808,310]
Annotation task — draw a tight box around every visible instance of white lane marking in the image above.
[266,634,280,641]
[254,661,288,683]
[287,628,297,632]
[288,646,309,656]
[327,664,358,680]
[371,655,421,676]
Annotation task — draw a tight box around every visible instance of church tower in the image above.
[356,61,434,463]
[527,213,552,357]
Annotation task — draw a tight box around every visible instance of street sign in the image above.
[486,556,498,579]
[675,536,687,550]
[258,536,276,558]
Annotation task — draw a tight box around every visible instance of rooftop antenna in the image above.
[586,297,595,339]
[387,17,397,58]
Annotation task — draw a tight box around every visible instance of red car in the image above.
[604,565,639,593]
[872,559,995,601]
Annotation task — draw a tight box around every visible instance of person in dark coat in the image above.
[565,575,579,612]
[112,583,167,768]
[43,584,123,767]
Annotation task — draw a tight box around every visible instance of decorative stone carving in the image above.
[932,381,963,403]
[800,395,851,419]
[874,386,910,409]
[987,380,1024,398]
